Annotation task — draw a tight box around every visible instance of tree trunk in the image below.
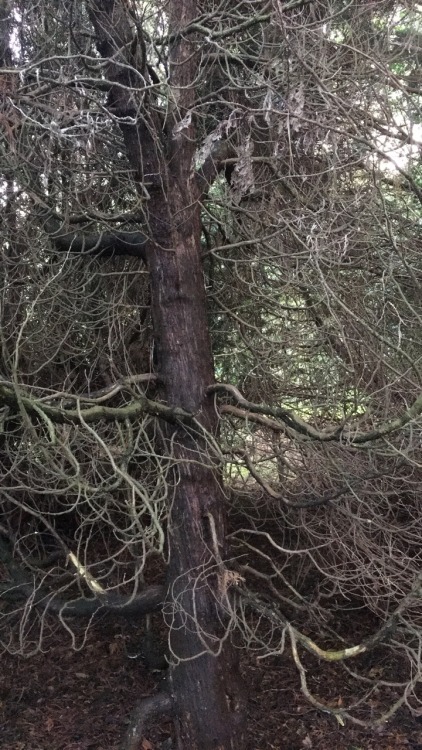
[87,0,246,745]
[148,3,246,746]
[148,194,246,748]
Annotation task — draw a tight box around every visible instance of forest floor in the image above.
[1,613,421,750]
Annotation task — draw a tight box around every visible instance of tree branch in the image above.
[0,533,165,618]
[1,580,165,617]
[238,581,420,663]
[41,373,158,406]
[156,0,315,45]
[39,210,149,260]
[0,381,193,426]
[210,383,422,445]
[51,586,165,618]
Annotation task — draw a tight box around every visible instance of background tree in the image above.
[0,0,421,748]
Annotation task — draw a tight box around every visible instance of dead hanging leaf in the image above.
[288,83,305,133]
[231,134,255,202]
[172,111,192,138]
[141,739,154,750]
[108,640,120,655]
[45,716,54,732]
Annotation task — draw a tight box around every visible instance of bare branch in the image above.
[211,383,422,445]
[40,211,149,260]
[0,381,193,426]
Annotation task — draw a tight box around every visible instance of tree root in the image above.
[123,691,174,750]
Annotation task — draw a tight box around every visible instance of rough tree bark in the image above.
[87,1,246,747]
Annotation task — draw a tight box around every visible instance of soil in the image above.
[1,614,421,750]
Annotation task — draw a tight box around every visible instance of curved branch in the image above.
[0,381,193,426]
[157,0,314,45]
[238,580,420,663]
[210,383,422,445]
[39,373,158,406]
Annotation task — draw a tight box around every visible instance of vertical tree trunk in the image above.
[147,4,246,747]
[147,12,245,747]
[149,225,246,748]
[87,0,246,745]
